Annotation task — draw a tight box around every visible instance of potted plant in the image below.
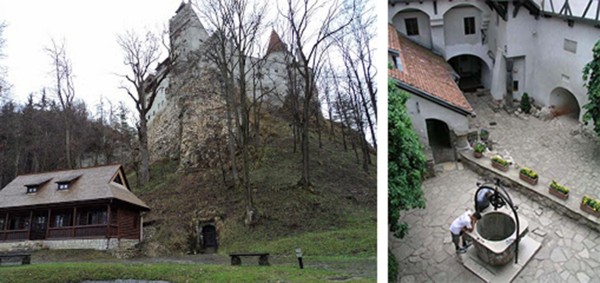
[520,92,532,114]
[519,167,538,185]
[581,195,600,217]
[548,180,569,200]
[473,143,486,158]
[491,156,509,172]
[480,129,490,142]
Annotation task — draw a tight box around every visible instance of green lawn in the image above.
[0,262,374,283]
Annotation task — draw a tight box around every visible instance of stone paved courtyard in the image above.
[391,167,600,283]
[465,92,600,200]
[391,92,600,282]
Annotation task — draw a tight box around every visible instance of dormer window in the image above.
[55,175,81,191]
[57,183,69,190]
[24,178,50,194]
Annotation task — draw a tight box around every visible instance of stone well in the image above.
[467,208,529,266]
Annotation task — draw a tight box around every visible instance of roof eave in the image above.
[391,78,474,117]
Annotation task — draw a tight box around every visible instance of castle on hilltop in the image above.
[146,2,308,169]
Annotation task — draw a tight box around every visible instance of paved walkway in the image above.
[391,93,600,282]
[465,92,600,200]
[390,167,600,283]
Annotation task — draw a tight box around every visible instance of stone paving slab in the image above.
[391,166,600,283]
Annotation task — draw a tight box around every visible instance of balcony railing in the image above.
[0,224,118,241]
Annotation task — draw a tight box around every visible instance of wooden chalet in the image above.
[0,165,149,244]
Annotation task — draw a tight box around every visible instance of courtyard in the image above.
[391,92,600,282]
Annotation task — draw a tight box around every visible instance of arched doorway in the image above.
[549,87,581,120]
[202,225,218,253]
[426,119,454,163]
[448,55,487,91]
[392,9,432,49]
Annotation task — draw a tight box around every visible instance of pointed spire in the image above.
[265,30,287,56]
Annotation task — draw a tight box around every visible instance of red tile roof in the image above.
[266,30,287,56]
[388,24,473,114]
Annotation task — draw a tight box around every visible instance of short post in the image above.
[295,248,303,269]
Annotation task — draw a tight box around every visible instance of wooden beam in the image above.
[583,0,593,18]
[550,0,555,13]
[513,0,522,18]
[3,213,8,241]
[106,204,111,238]
[45,208,51,239]
[27,211,32,240]
[72,207,77,237]
[596,0,600,21]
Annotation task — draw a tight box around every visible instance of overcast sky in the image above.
[0,0,382,116]
[0,0,184,111]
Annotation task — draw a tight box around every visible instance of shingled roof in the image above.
[388,24,473,115]
[0,165,149,211]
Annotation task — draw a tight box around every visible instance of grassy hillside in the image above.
[129,113,377,258]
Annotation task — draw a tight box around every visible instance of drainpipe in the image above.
[474,178,520,264]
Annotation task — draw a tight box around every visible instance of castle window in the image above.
[564,39,577,54]
[464,17,476,35]
[405,18,419,36]
[513,81,519,92]
[388,50,403,72]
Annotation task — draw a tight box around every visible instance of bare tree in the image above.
[335,0,376,149]
[196,0,267,223]
[280,0,354,190]
[117,30,173,185]
[45,38,76,169]
[0,22,8,102]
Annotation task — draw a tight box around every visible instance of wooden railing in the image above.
[0,230,29,241]
[46,224,118,239]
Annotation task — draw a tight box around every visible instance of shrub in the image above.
[389,250,398,282]
[480,129,489,140]
[520,92,532,114]
[474,143,486,153]
[519,167,538,179]
[550,180,570,194]
[582,195,600,211]
[492,156,508,166]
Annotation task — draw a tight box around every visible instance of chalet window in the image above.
[405,18,419,36]
[464,17,476,35]
[8,214,28,230]
[51,210,73,227]
[26,186,38,194]
[77,208,107,226]
[0,215,4,230]
[113,174,124,185]
[57,183,69,190]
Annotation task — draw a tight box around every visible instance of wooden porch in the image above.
[0,203,122,242]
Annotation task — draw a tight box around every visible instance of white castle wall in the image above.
[390,0,600,122]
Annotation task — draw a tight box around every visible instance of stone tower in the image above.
[169,1,209,62]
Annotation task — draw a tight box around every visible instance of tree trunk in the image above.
[138,115,150,185]
[65,126,72,169]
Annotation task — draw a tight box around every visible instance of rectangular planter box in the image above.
[519,173,538,186]
[548,187,568,200]
[491,161,509,172]
[580,203,600,217]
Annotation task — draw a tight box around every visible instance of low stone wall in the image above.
[0,238,139,252]
[459,150,600,233]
